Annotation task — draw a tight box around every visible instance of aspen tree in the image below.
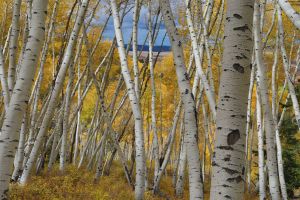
[210,0,254,199]
[0,47,9,110]
[277,5,300,130]
[278,0,300,29]
[159,0,203,198]
[0,0,49,198]
[110,0,146,199]
[184,0,216,119]
[20,0,90,184]
[7,0,21,92]
[254,2,281,199]
[256,89,266,200]
[148,0,160,181]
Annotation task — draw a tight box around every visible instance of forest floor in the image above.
[9,163,260,200]
[9,163,190,200]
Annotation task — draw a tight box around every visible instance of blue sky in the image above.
[94,1,183,47]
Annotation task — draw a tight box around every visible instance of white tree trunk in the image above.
[11,112,28,181]
[132,0,140,100]
[273,11,289,199]
[210,1,254,199]
[20,0,89,184]
[60,61,74,172]
[277,6,300,130]
[110,1,146,199]
[7,0,21,92]
[0,47,9,110]
[148,0,160,181]
[278,0,300,29]
[176,125,186,197]
[256,89,266,200]
[184,0,216,119]
[254,2,281,199]
[0,0,49,198]
[159,0,203,198]
[153,103,182,193]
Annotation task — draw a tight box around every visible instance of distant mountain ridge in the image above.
[124,44,171,52]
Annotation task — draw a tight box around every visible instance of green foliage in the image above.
[280,87,300,198]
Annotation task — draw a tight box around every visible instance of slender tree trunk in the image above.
[184,0,216,119]
[278,0,300,29]
[153,103,182,193]
[0,1,49,198]
[110,1,146,199]
[277,6,300,131]
[176,124,186,197]
[11,111,28,181]
[256,89,266,200]
[132,0,140,100]
[159,0,203,198]
[148,0,160,181]
[60,59,75,172]
[7,0,21,92]
[20,0,90,184]
[0,47,9,110]
[254,2,281,199]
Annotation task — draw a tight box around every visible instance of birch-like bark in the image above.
[148,0,159,181]
[175,123,186,197]
[256,89,266,200]
[245,67,255,186]
[159,0,203,198]
[73,60,81,165]
[132,0,140,100]
[48,110,63,171]
[7,0,21,92]
[0,47,9,110]
[2,26,11,58]
[273,13,289,198]
[110,0,146,199]
[20,0,89,184]
[184,0,216,119]
[11,111,28,181]
[25,0,59,168]
[60,58,75,172]
[254,2,281,199]
[277,6,300,130]
[278,0,300,29]
[153,103,182,193]
[0,0,48,198]
[210,1,254,200]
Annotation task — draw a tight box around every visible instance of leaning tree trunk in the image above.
[175,123,187,197]
[7,0,21,92]
[277,5,300,131]
[254,2,281,199]
[184,0,216,119]
[278,0,300,30]
[0,47,9,110]
[148,0,160,181]
[20,0,90,185]
[0,0,48,199]
[159,0,203,199]
[210,1,254,200]
[256,89,266,200]
[110,0,146,199]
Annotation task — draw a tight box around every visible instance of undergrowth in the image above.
[9,163,259,199]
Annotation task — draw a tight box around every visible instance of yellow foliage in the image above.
[9,163,189,200]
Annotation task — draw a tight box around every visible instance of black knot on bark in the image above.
[227,129,240,145]
[233,63,244,73]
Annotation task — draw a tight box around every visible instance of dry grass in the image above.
[9,163,189,200]
[9,163,259,200]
